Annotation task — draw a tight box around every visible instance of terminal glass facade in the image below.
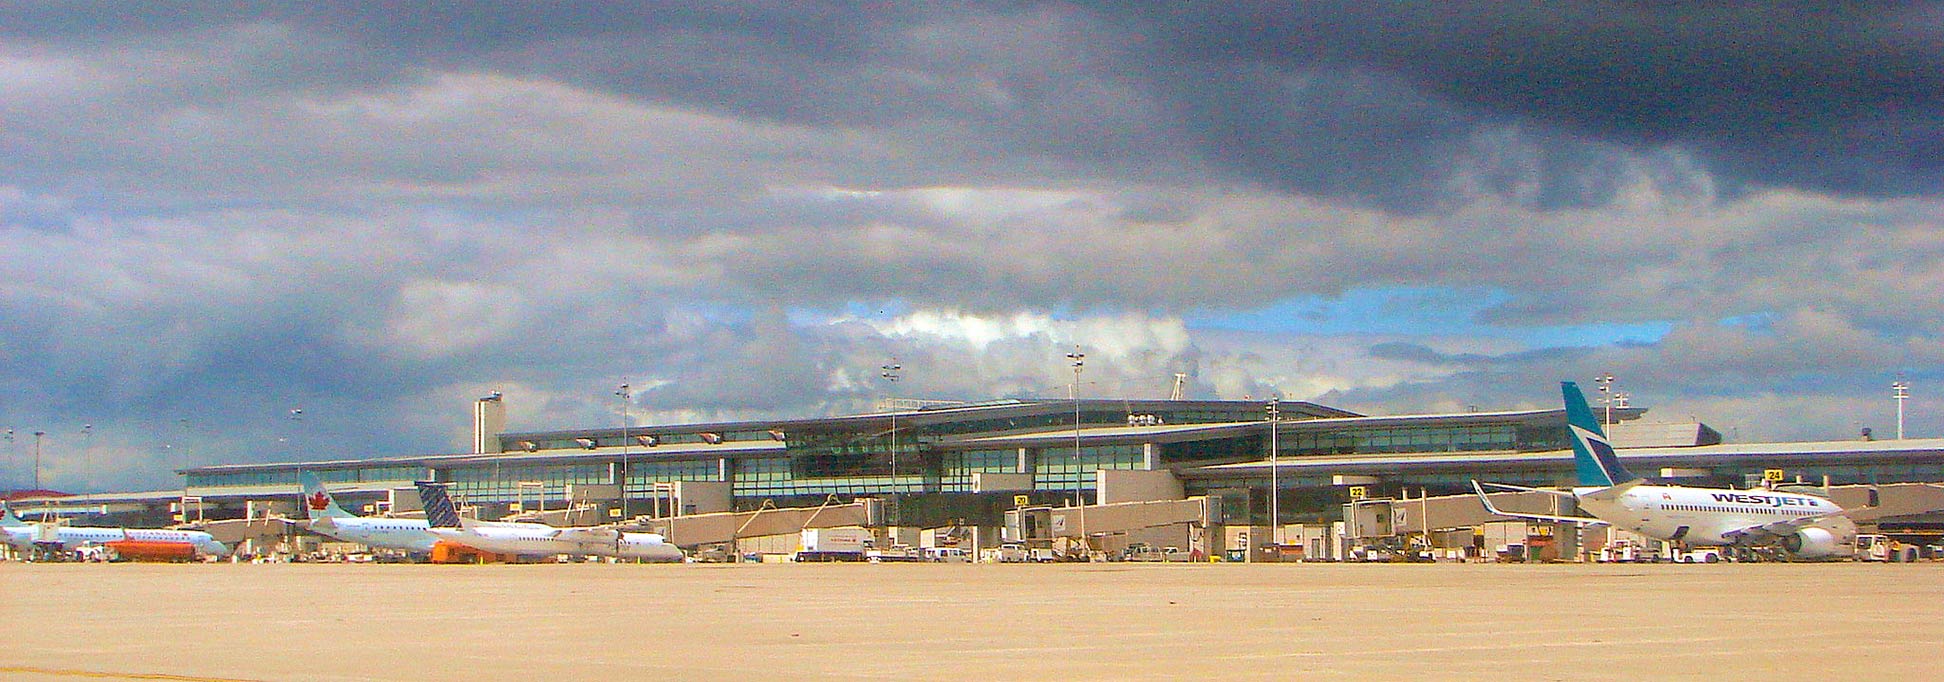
[937,449,1021,493]
[186,464,427,489]
[1033,444,1145,493]
[444,462,611,504]
[1277,423,1558,456]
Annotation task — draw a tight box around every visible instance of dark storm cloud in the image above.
[11,2,1936,213]
[1122,2,1944,204]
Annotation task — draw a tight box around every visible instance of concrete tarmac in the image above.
[2,562,1938,681]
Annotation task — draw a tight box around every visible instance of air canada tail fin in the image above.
[0,505,22,527]
[298,470,357,520]
[415,481,463,529]
[1563,381,1638,487]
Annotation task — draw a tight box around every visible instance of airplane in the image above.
[299,470,441,553]
[1,506,230,559]
[414,481,684,562]
[1471,381,1856,560]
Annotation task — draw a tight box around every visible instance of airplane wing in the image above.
[1719,510,1851,544]
[1472,480,1578,499]
[1469,480,1609,526]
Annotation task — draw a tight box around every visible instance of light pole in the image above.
[1266,398,1281,547]
[1066,346,1085,507]
[880,361,901,494]
[32,431,44,491]
[283,408,303,457]
[616,383,632,520]
[1594,373,1615,425]
[1894,380,1910,440]
[81,425,91,493]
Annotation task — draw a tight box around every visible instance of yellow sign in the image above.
[1013,494,1031,507]
[1348,486,1367,500]
[608,508,623,518]
[1763,469,1785,482]
[508,502,523,512]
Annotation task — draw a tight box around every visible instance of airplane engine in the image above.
[1781,527,1841,558]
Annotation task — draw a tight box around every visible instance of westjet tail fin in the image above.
[415,482,464,529]
[298,470,357,520]
[1563,381,1639,488]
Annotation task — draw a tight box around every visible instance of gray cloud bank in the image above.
[0,2,1939,490]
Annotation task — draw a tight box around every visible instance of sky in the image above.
[2,2,1942,492]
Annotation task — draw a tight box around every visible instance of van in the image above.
[924,546,970,563]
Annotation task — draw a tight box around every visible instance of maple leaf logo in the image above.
[307,490,331,511]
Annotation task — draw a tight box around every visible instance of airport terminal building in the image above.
[164,393,1944,533]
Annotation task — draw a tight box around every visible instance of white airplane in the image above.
[414,482,684,562]
[1,507,230,559]
[1472,381,1855,559]
[299,470,440,553]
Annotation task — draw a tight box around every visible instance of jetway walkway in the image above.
[1030,497,1218,539]
[638,498,882,548]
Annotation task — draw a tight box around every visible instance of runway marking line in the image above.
[0,666,257,681]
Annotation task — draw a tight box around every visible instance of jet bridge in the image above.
[638,497,883,548]
[1004,496,1221,558]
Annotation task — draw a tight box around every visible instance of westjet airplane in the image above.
[1472,381,1856,559]
[299,470,440,553]
[1,507,230,558]
[414,482,684,562]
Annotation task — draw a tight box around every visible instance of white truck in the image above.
[984,543,1029,563]
[795,528,872,562]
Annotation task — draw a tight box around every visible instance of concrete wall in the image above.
[1095,469,1184,505]
[473,395,506,454]
[972,472,1035,492]
[568,483,619,502]
[387,488,424,514]
[672,480,733,515]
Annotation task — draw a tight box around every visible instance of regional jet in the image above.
[414,482,684,562]
[298,470,440,553]
[1471,381,1855,559]
[1,507,230,559]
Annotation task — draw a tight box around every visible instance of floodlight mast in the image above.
[1266,398,1281,547]
[1066,347,1085,508]
[616,383,632,520]
[881,361,902,492]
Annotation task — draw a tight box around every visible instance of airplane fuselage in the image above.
[1574,484,1854,546]
[2,524,229,556]
[429,524,683,562]
[309,516,440,553]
